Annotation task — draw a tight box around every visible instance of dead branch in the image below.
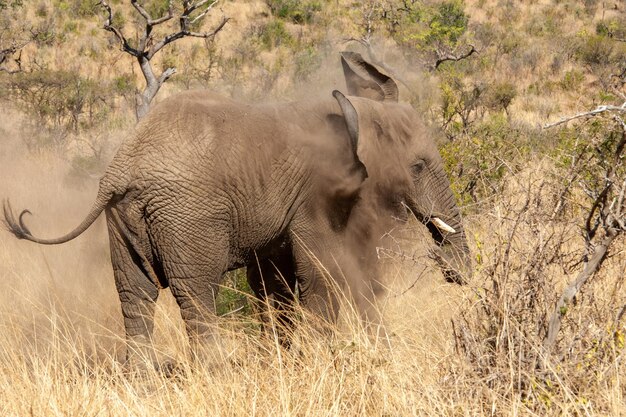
[543,106,626,355]
[543,229,619,351]
[99,0,228,120]
[0,37,32,74]
[543,101,626,129]
[432,45,478,70]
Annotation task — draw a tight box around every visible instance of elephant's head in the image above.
[335,51,471,284]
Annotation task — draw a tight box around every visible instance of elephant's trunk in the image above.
[417,164,471,284]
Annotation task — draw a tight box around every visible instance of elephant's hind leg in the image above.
[162,243,229,362]
[106,209,160,369]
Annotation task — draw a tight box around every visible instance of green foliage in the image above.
[4,70,112,144]
[111,10,126,28]
[33,22,56,46]
[216,269,253,317]
[64,20,78,34]
[440,114,536,205]
[559,69,584,91]
[438,69,486,136]
[486,82,517,113]
[596,17,626,39]
[395,0,468,51]
[294,45,321,81]
[146,0,171,19]
[112,74,135,96]
[74,0,99,18]
[257,19,293,50]
[0,0,22,9]
[266,0,322,24]
[575,33,616,66]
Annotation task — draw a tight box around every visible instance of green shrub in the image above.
[64,20,78,34]
[576,34,615,66]
[0,0,22,9]
[111,10,126,28]
[266,0,322,24]
[486,82,517,113]
[257,19,293,50]
[74,0,98,17]
[216,269,253,317]
[559,69,584,91]
[440,114,536,206]
[5,70,113,140]
[397,0,469,51]
[146,0,171,19]
[294,46,320,81]
[112,74,135,96]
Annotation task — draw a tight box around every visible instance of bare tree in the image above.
[99,0,228,120]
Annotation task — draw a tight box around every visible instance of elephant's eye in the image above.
[411,160,426,175]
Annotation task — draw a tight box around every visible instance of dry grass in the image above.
[1,135,624,416]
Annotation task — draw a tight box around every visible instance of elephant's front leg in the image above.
[247,250,297,346]
[288,232,341,333]
[106,212,160,370]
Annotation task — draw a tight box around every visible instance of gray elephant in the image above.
[247,52,470,337]
[4,87,373,364]
[3,52,469,364]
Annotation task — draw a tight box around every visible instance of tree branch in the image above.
[543,105,626,355]
[543,101,626,129]
[99,0,140,57]
[543,229,618,352]
[433,45,478,70]
[148,14,228,59]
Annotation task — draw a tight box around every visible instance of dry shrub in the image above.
[452,160,625,415]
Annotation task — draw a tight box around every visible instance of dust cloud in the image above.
[0,108,123,354]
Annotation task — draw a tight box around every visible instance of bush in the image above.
[559,69,584,91]
[266,0,322,24]
[576,34,615,66]
[440,114,536,205]
[486,81,517,113]
[5,70,113,147]
[394,0,469,51]
[257,19,293,50]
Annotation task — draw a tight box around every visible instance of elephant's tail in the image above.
[3,188,114,245]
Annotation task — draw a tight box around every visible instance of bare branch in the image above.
[544,101,626,129]
[99,0,227,120]
[131,0,174,25]
[543,103,626,355]
[158,67,177,84]
[99,0,140,57]
[433,45,478,70]
[147,15,228,59]
[543,229,619,352]
[130,0,152,21]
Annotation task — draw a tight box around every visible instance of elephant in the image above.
[3,87,374,365]
[3,51,470,365]
[246,52,471,338]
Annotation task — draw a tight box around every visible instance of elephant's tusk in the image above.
[431,217,456,233]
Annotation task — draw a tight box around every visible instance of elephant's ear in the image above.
[340,51,398,102]
[332,90,367,180]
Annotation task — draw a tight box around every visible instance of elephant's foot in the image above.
[121,334,181,378]
[187,329,224,366]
